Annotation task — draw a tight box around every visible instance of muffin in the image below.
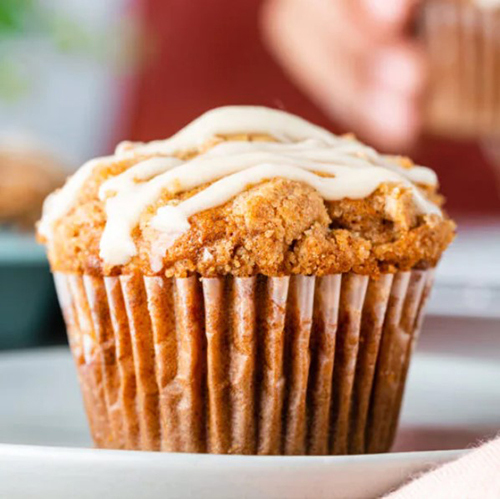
[0,136,65,230]
[38,106,455,455]
[422,0,500,138]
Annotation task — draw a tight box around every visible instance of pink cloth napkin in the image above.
[385,436,500,498]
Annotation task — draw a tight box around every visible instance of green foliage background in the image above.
[0,0,139,101]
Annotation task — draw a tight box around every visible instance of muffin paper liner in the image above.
[422,0,500,137]
[54,269,434,455]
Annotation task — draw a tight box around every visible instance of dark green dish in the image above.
[0,231,57,349]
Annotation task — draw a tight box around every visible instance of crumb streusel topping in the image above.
[38,106,455,277]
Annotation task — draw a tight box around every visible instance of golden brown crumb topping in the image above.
[40,134,455,277]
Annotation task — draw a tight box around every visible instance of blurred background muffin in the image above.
[0,135,65,230]
[422,0,500,139]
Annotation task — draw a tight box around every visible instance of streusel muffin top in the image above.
[38,106,455,277]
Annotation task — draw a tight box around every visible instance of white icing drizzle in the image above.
[99,157,182,199]
[38,155,115,240]
[114,106,339,156]
[194,139,437,185]
[150,164,437,233]
[38,106,443,268]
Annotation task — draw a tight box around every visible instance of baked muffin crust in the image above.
[38,108,455,277]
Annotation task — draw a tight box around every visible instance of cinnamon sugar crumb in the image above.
[41,135,455,277]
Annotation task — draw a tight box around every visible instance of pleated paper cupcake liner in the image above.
[422,0,500,138]
[54,269,434,455]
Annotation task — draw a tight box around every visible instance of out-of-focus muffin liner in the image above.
[422,0,500,138]
[54,269,434,455]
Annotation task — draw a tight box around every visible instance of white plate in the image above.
[0,346,499,499]
[429,219,500,319]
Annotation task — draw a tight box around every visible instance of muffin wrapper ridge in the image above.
[422,0,500,137]
[54,269,434,455]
